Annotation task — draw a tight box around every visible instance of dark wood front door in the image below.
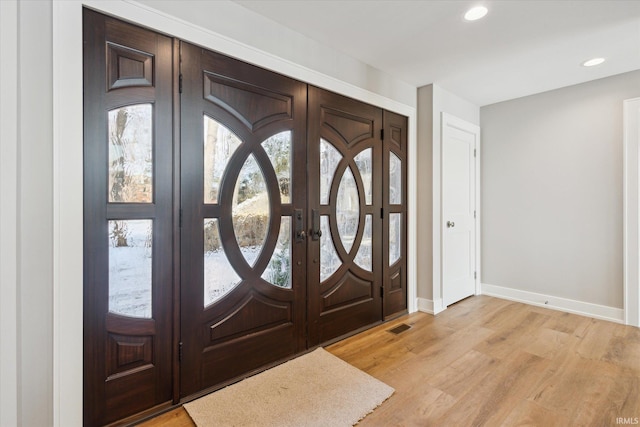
[307,87,385,345]
[83,9,175,425]
[179,42,308,397]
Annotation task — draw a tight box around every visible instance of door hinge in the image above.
[178,342,183,362]
[380,207,384,219]
[380,286,384,298]
[179,74,183,94]
[474,210,476,219]
[179,209,183,227]
[474,148,477,157]
[380,128,384,141]
[474,272,477,280]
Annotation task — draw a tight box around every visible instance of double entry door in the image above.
[180,42,409,398]
[83,10,407,426]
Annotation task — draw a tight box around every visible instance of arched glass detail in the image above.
[336,167,359,253]
[232,154,270,267]
[389,153,402,205]
[262,131,292,204]
[204,218,241,307]
[319,139,342,205]
[261,216,292,288]
[108,104,153,203]
[354,214,372,271]
[354,148,372,205]
[320,215,341,282]
[203,116,242,204]
[108,219,153,318]
[389,213,402,265]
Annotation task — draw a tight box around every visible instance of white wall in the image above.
[481,70,640,311]
[416,84,479,311]
[416,85,434,303]
[134,0,416,108]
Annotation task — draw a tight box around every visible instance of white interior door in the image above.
[442,113,479,307]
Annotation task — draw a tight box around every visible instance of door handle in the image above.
[311,209,322,241]
[294,209,306,242]
[447,221,455,228]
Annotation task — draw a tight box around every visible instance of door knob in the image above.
[447,221,455,228]
[311,209,322,241]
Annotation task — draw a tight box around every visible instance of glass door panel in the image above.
[232,153,270,267]
[354,148,373,205]
[320,215,341,282]
[262,131,292,203]
[336,167,360,253]
[261,216,292,288]
[389,213,402,266]
[204,218,241,306]
[389,152,402,205]
[108,219,153,318]
[320,139,342,205]
[354,214,373,271]
[108,104,153,203]
[203,117,242,204]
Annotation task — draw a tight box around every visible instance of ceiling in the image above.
[233,0,640,106]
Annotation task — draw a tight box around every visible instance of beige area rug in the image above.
[184,348,394,427]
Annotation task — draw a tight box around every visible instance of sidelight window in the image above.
[108,219,153,318]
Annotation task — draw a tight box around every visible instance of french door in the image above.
[83,11,407,425]
[179,42,308,396]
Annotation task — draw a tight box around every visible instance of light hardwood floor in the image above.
[139,296,640,426]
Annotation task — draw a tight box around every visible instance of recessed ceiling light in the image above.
[582,58,605,67]
[464,6,488,21]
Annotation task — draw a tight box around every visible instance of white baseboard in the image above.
[417,297,445,315]
[433,298,445,314]
[480,283,624,324]
[417,298,433,314]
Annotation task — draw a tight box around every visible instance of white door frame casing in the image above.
[0,1,19,425]
[434,112,481,313]
[52,2,418,425]
[623,97,640,327]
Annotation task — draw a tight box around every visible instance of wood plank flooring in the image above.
[139,296,640,426]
